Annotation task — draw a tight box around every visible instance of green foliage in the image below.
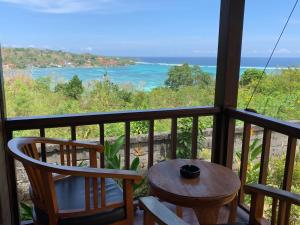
[55,75,84,99]
[192,65,214,87]
[240,68,265,86]
[266,152,300,224]
[104,136,125,169]
[104,136,145,193]
[35,76,51,92]
[238,68,300,120]
[165,63,193,89]
[20,202,33,221]
[164,64,213,90]
[236,138,262,185]
[176,118,206,159]
[131,121,149,135]
[64,75,84,99]
[104,135,141,172]
[2,47,134,69]
[236,140,300,224]
[4,67,300,138]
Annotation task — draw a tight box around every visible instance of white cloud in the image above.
[274,48,292,54]
[81,47,93,52]
[0,0,133,14]
[290,19,300,25]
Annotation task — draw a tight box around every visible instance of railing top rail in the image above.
[226,108,300,138]
[6,106,220,131]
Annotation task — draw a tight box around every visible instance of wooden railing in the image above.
[5,106,220,169]
[5,106,220,224]
[5,106,300,223]
[226,108,300,219]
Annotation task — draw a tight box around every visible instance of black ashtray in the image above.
[180,164,200,179]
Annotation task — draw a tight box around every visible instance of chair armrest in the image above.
[244,184,300,206]
[139,196,189,225]
[37,137,104,152]
[46,164,142,183]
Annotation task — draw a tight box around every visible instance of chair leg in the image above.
[48,216,58,225]
[144,211,155,225]
[176,206,183,218]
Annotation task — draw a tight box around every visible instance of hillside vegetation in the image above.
[4,64,300,137]
[2,47,135,69]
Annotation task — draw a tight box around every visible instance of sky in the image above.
[0,0,299,57]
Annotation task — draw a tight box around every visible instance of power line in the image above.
[245,0,299,109]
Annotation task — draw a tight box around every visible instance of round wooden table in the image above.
[148,159,241,225]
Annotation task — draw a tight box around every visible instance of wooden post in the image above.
[212,0,245,166]
[0,47,20,224]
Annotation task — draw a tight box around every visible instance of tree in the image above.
[65,75,84,99]
[54,75,84,99]
[240,68,265,86]
[192,65,213,87]
[165,63,193,89]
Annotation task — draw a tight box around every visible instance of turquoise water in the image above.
[31,57,300,91]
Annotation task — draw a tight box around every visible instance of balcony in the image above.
[0,1,299,225]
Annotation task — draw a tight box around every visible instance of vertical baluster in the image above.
[282,136,297,191]
[284,202,291,225]
[271,198,278,225]
[4,130,20,225]
[71,126,77,166]
[259,129,272,184]
[93,178,98,209]
[99,123,105,168]
[87,148,98,209]
[101,178,105,207]
[191,116,198,159]
[225,118,236,168]
[125,122,130,170]
[40,128,46,162]
[66,145,71,166]
[71,126,76,140]
[85,177,90,210]
[89,149,97,168]
[148,120,154,169]
[279,136,297,224]
[238,122,251,204]
[171,118,177,159]
[257,128,272,219]
[59,145,65,165]
[277,200,286,225]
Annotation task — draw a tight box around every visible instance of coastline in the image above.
[3,57,300,91]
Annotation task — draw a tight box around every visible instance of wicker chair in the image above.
[8,137,142,225]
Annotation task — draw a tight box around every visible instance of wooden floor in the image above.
[134,204,199,225]
[133,202,249,225]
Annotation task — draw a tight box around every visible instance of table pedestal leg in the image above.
[193,206,221,225]
[176,206,183,218]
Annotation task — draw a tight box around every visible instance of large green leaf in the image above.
[107,155,121,169]
[130,157,140,171]
[250,139,262,161]
[110,135,125,157]
[20,202,32,221]
[104,140,112,158]
[133,177,145,191]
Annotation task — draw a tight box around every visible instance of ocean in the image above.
[31,57,300,91]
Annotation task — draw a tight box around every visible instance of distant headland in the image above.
[1,47,135,69]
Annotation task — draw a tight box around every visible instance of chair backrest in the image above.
[8,137,104,214]
[9,138,59,213]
